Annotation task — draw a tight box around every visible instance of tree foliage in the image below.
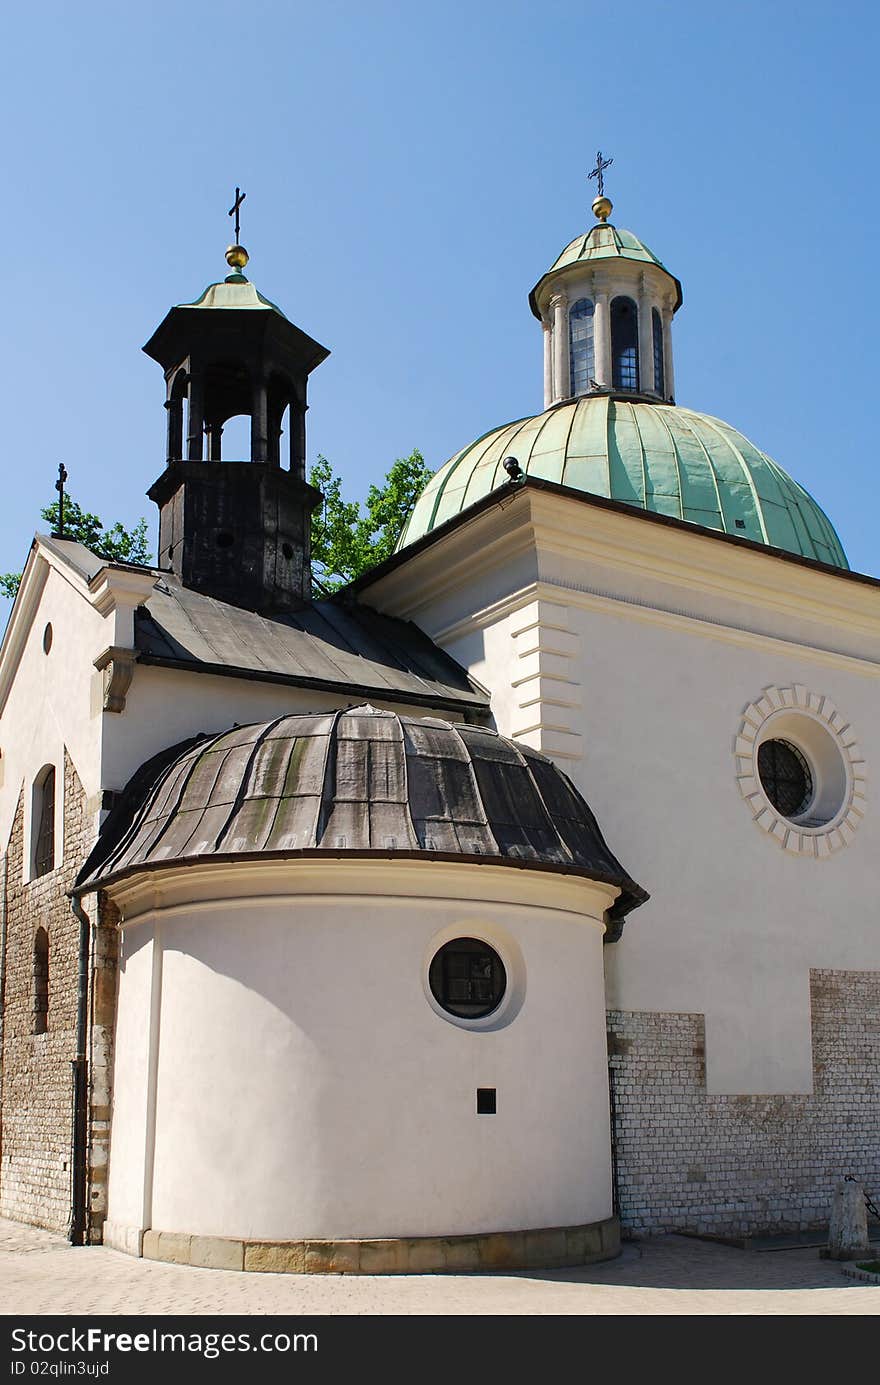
[1,452,430,603]
[1,497,152,602]
[309,448,432,591]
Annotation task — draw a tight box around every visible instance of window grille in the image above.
[429,937,506,1019]
[34,768,55,878]
[652,308,665,397]
[611,297,639,390]
[757,739,813,818]
[568,298,595,396]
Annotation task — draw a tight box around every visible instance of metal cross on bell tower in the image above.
[588,150,613,198]
[54,463,69,539]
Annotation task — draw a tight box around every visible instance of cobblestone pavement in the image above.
[0,1219,877,1315]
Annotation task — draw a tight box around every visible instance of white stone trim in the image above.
[509,598,583,761]
[734,685,866,856]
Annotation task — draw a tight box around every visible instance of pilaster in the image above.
[542,319,553,409]
[550,293,569,403]
[593,290,611,387]
[662,296,675,401]
[638,274,655,394]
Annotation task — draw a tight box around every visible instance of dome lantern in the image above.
[532,165,682,408]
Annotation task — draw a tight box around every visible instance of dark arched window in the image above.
[34,928,49,1034]
[652,308,665,398]
[611,297,639,391]
[568,298,595,397]
[33,767,55,878]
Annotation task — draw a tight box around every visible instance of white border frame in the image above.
[734,684,866,856]
[422,921,526,1032]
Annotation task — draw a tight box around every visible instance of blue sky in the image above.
[1,0,878,601]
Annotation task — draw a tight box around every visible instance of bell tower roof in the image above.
[179,275,289,315]
[143,247,329,376]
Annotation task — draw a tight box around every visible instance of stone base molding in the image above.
[105,1216,619,1274]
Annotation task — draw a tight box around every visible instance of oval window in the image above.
[428,937,506,1019]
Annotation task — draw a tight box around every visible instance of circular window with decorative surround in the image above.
[735,685,866,856]
[428,937,506,1019]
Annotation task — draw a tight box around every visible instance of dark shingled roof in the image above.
[75,706,647,920]
[134,575,489,714]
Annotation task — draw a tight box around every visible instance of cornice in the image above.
[370,492,880,673]
[434,578,880,679]
[526,492,880,640]
[0,537,159,718]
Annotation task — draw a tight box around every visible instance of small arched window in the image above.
[34,928,49,1034]
[33,766,56,878]
[611,297,640,391]
[568,298,595,397]
[652,308,665,398]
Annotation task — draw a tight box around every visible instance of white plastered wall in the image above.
[105,860,615,1245]
[100,664,478,799]
[0,561,108,868]
[358,490,880,1097]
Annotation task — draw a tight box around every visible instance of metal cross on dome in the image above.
[228,186,246,243]
[588,150,613,197]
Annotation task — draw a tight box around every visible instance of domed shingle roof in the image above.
[397,396,848,569]
[76,706,647,918]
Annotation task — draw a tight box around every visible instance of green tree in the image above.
[1,497,152,602]
[310,448,432,591]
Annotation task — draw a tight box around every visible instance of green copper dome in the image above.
[179,274,288,318]
[529,222,683,317]
[397,396,848,569]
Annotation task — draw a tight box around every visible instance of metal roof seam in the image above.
[314,707,345,846]
[106,729,226,876]
[648,404,686,520]
[689,411,770,546]
[212,715,292,854]
[448,723,501,855]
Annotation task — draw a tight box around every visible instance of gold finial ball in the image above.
[225,243,250,270]
[591,194,613,224]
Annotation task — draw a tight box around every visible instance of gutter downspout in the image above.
[69,894,92,1246]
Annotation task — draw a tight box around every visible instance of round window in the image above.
[756,738,813,819]
[428,937,506,1020]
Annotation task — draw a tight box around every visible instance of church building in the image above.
[0,173,877,1274]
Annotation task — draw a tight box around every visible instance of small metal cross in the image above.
[588,150,613,197]
[228,186,246,243]
[55,463,69,539]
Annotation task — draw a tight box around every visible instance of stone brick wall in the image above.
[87,894,119,1242]
[0,754,97,1233]
[608,968,880,1237]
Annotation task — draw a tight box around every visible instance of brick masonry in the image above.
[608,968,880,1237]
[0,752,116,1239]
